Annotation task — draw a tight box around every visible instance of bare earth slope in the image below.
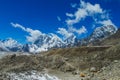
[0,44,120,80]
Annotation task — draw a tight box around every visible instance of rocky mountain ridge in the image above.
[0,25,117,53]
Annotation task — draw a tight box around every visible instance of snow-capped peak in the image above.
[27,33,65,53]
[1,38,21,47]
[0,38,22,52]
[22,32,77,53]
[89,25,117,42]
[0,25,117,53]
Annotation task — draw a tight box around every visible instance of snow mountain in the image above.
[89,25,117,42]
[77,25,117,46]
[0,38,22,52]
[23,33,76,53]
[0,25,118,53]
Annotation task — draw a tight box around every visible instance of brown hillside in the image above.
[0,45,120,73]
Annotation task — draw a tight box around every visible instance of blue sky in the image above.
[0,0,120,44]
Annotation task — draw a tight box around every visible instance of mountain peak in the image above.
[0,25,118,53]
[89,25,117,42]
[0,38,22,52]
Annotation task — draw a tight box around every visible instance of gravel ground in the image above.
[91,60,120,80]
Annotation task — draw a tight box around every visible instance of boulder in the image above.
[90,67,97,72]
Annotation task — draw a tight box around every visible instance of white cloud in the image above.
[66,8,88,25]
[26,29,42,43]
[65,0,104,36]
[66,13,74,17]
[80,0,103,13]
[69,26,87,34]
[11,23,42,43]
[98,20,116,27]
[86,3,103,14]
[57,16,61,21]
[57,28,74,39]
[66,0,104,26]
[100,13,109,19]
[65,0,116,32]
[11,23,26,31]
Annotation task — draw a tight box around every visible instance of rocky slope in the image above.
[91,60,120,80]
[0,42,120,79]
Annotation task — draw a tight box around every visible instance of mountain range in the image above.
[0,25,117,53]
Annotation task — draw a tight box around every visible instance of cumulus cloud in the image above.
[69,26,87,34]
[66,9,88,25]
[66,0,103,26]
[98,20,115,26]
[85,3,103,14]
[11,22,42,43]
[65,0,116,34]
[57,28,74,39]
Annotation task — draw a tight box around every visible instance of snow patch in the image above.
[8,71,60,80]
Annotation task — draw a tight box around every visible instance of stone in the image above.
[60,63,75,72]
[114,60,118,63]
[72,70,79,75]
[90,67,97,72]
[64,58,69,61]
[80,73,86,77]
[10,54,16,59]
